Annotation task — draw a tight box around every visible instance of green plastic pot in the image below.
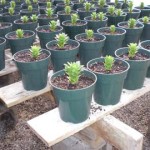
[13,49,51,91]
[84,16,108,32]
[107,2,123,9]
[4,5,21,13]
[118,21,144,47]
[87,57,129,105]
[0,22,12,49]
[46,39,79,72]
[0,37,6,71]
[75,33,106,66]
[97,27,126,56]
[5,30,35,55]
[135,6,150,18]
[95,5,108,13]
[62,20,87,39]
[71,1,84,10]
[38,14,58,26]
[14,19,38,31]
[123,9,141,21]
[77,8,96,20]
[106,13,127,26]
[139,40,150,78]
[56,3,73,12]
[20,9,39,17]
[36,25,63,49]
[39,6,56,14]
[21,3,38,9]
[50,69,97,123]
[138,18,150,41]
[115,47,150,90]
[57,10,77,25]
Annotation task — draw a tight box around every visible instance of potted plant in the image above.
[0,0,9,10]
[71,0,85,10]
[56,0,73,12]
[97,25,126,56]
[118,18,144,47]
[4,1,21,13]
[77,2,96,20]
[62,13,87,39]
[21,0,38,9]
[84,12,108,32]
[20,5,39,17]
[138,16,150,41]
[5,29,35,55]
[115,43,150,90]
[57,5,77,25]
[46,33,80,71]
[50,61,97,123]
[139,40,150,77]
[121,0,129,9]
[75,29,106,66]
[14,14,38,31]
[107,0,123,9]
[135,2,150,18]
[106,6,126,26]
[95,0,108,13]
[87,55,129,105]
[0,22,12,48]
[38,0,53,6]
[13,45,51,90]
[38,7,58,26]
[36,20,63,49]
[0,37,6,70]
[123,1,141,21]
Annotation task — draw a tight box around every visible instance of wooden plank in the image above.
[27,78,150,147]
[96,115,143,150]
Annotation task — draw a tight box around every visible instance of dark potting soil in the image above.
[64,21,86,26]
[14,51,49,62]
[88,61,127,74]
[51,74,94,90]
[15,19,36,24]
[120,52,150,60]
[0,23,11,29]
[3,12,19,16]
[38,15,57,19]
[8,33,32,39]
[99,29,124,35]
[48,44,77,50]
[143,45,150,50]
[76,36,102,42]
[77,8,94,12]
[120,24,142,29]
[38,27,61,33]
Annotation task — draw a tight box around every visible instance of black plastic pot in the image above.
[115,47,150,90]
[0,37,6,70]
[107,2,123,9]
[5,30,35,55]
[36,25,63,48]
[77,8,96,20]
[84,16,108,32]
[95,5,108,13]
[87,57,129,105]
[50,69,97,123]
[138,18,150,41]
[39,6,56,14]
[139,40,150,78]
[71,1,84,10]
[135,6,150,18]
[21,3,38,9]
[56,3,73,12]
[13,49,51,91]
[118,21,144,47]
[46,39,79,72]
[97,27,126,56]
[4,5,21,13]
[75,33,106,66]
[62,20,87,39]
[20,9,39,17]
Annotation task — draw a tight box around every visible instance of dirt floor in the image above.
[112,92,150,150]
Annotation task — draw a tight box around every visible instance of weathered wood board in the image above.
[27,78,150,147]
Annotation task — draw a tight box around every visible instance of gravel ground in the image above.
[112,92,150,150]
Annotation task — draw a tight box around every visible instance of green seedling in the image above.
[128,1,133,13]
[55,33,69,49]
[21,15,29,23]
[85,29,94,40]
[140,2,144,9]
[33,0,38,4]
[25,0,31,5]
[84,2,93,12]
[110,25,116,34]
[115,0,118,6]
[46,8,53,18]
[30,45,41,59]
[46,2,52,8]
[0,0,6,5]
[10,1,16,8]
[28,5,33,12]
[115,9,123,16]
[64,0,70,6]
[30,14,38,22]
[97,12,105,21]
[142,16,149,24]
[128,43,138,58]
[65,6,71,15]
[91,12,97,20]
[124,0,127,4]
[64,62,83,85]
[104,55,114,71]
[108,6,115,16]
[8,7,14,15]
[71,13,79,25]
[16,29,24,38]
[128,18,136,28]
[49,20,57,31]
[98,0,106,8]
[79,0,84,3]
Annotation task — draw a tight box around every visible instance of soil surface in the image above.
[76,36,102,42]
[48,44,77,50]
[38,26,61,33]
[112,92,150,150]
[8,33,32,39]
[99,29,124,35]
[0,23,11,29]
[143,45,150,50]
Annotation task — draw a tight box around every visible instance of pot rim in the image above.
[62,19,87,26]
[139,40,150,51]
[84,16,108,21]
[0,22,13,28]
[14,19,38,24]
[0,37,6,45]
[36,25,63,32]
